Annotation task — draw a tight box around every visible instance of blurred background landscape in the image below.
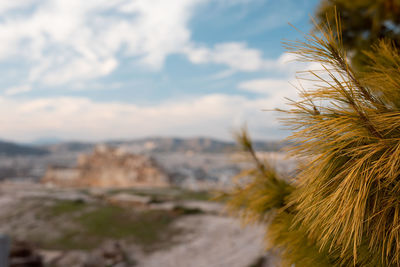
[0,137,294,266]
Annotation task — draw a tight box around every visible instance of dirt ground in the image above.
[0,181,278,267]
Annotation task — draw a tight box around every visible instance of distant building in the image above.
[41,145,170,188]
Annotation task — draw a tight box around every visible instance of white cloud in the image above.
[236,60,336,110]
[0,0,304,90]
[208,69,237,80]
[0,94,287,142]
[4,85,32,96]
[185,43,303,73]
[238,78,300,111]
[238,79,292,94]
[0,0,206,86]
[185,42,269,71]
[0,0,36,13]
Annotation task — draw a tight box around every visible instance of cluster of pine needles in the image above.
[226,15,400,267]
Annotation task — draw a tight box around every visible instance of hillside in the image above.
[37,137,286,154]
[0,140,48,156]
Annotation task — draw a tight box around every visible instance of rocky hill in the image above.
[42,145,170,188]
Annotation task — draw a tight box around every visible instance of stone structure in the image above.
[41,145,170,188]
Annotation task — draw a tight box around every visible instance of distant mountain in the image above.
[31,137,63,145]
[106,137,288,153]
[252,140,290,152]
[45,142,95,153]
[0,141,49,156]
[36,137,287,154]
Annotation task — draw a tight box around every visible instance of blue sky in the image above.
[0,0,319,142]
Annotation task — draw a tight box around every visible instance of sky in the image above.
[0,0,320,143]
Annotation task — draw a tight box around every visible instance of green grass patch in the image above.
[174,189,211,201]
[37,200,182,252]
[106,187,212,202]
[48,199,86,217]
[172,205,204,215]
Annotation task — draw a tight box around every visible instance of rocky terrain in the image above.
[42,146,170,188]
[0,181,278,267]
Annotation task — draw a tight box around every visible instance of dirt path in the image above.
[139,214,271,267]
